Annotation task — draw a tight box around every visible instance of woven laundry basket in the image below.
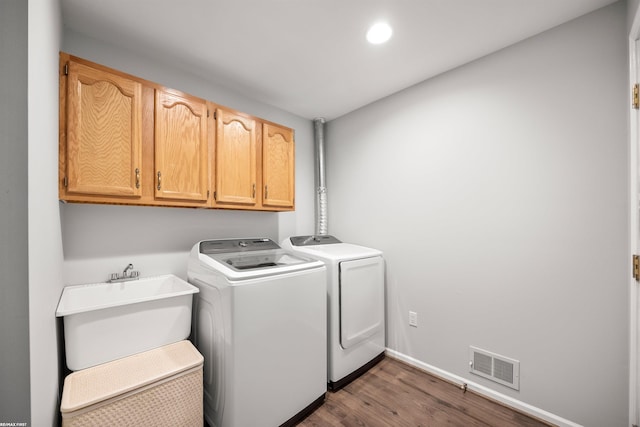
[60,340,203,427]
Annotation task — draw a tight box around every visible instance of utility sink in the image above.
[56,274,199,371]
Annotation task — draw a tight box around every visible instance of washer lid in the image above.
[196,238,324,279]
[209,249,311,272]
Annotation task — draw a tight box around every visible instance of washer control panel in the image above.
[200,238,279,254]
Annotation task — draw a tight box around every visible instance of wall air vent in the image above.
[469,346,520,390]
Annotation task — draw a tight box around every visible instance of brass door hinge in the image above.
[633,254,640,281]
[633,84,639,109]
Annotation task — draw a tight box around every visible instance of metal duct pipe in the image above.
[314,118,328,235]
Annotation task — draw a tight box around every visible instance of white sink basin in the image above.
[56,274,199,371]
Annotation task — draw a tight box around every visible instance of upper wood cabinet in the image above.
[154,89,209,203]
[262,123,295,208]
[214,108,257,206]
[62,59,142,199]
[59,53,294,211]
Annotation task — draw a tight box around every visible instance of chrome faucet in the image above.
[108,263,140,283]
[123,263,134,276]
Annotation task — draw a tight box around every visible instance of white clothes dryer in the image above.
[281,235,385,390]
[187,238,327,427]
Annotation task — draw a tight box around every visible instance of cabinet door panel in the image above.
[262,123,294,208]
[66,61,142,197]
[215,109,256,205]
[155,90,208,202]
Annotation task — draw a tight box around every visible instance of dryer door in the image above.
[339,256,384,349]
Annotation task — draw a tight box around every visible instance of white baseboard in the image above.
[385,349,582,427]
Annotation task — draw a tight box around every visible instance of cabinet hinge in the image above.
[633,84,639,109]
[63,176,68,187]
[64,63,69,76]
[633,254,640,281]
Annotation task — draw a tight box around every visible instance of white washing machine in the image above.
[281,235,385,390]
[187,238,327,427]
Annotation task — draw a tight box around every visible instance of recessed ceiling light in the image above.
[366,22,392,44]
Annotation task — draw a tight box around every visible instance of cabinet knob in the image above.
[265,185,268,199]
[135,168,140,189]
[157,171,162,191]
[252,183,256,198]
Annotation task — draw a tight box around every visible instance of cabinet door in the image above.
[65,60,142,197]
[215,109,257,205]
[262,123,294,208]
[155,90,209,202]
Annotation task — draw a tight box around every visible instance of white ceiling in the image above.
[61,0,618,120]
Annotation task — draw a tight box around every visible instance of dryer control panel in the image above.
[289,235,342,246]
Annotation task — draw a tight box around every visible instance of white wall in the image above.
[630,0,640,29]
[28,0,64,425]
[1,0,30,424]
[327,3,627,426]
[59,33,316,282]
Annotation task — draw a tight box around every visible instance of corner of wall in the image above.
[28,0,65,425]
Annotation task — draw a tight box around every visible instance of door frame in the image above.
[629,5,640,426]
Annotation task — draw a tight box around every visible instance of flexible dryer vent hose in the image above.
[314,118,328,235]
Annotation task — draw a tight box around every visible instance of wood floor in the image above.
[297,357,553,427]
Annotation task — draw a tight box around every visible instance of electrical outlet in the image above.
[409,311,418,327]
